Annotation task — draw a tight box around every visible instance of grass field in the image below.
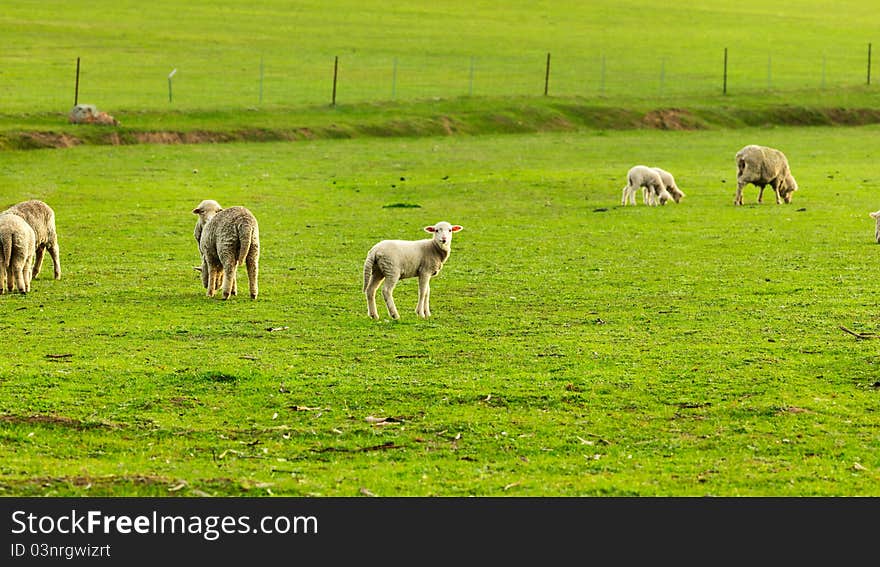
[2,0,880,498]
[2,0,880,111]
[2,123,880,496]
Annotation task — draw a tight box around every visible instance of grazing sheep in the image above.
[192,201,260,300]
[0,213,36,294]
[869,211,880,243]
[735,144,798,205]
[192,199,223,247]
[621,165,672,206]
[652,167,685,204]
[4,200,61,280]
[363,221,463,320]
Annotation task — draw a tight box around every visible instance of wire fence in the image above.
[1,44,875,114]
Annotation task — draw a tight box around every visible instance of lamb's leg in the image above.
[381,274,401,320]
[13,262,26,294]
[49,240,61,279]
[211,269,223,297]
[32,245,45,279]
[365,274,383,319]
[621,186,630,206]
[757,184,765,203]
[416,273,431,318]
[0,263,6,294]
[771,180,782,204]
[246,255,259,300]
[221,262,237,300]
[23,256,32,292]
[735,182,745,206]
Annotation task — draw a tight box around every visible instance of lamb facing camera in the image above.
[363,221,463,320]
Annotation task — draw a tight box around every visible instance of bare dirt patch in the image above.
[642,108,705,130]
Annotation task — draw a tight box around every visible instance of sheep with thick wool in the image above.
[3,200,61,280]
[363,221,463,320]
[0,212,36,294]
[621,165,673,206]
[192,200,260,300]
[735,144,798,205]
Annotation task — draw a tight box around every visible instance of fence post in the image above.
[74,57,80,106]
[168,68,177,103]
[723,48,728,95]
[331,55,339,106]
[868,43,873,86]
[544,52,551,96]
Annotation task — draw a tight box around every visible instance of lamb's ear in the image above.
[424,226,437,233]
[192,207,202,214]
[871,212,880,219]
[451,225,463,232]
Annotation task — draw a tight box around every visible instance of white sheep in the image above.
[621,165,672,206]
[192,200,260,300]
[363,221,463,320]
[3,199,61,280]
[651,167,685,204]
[0,212,36,294]
[735,144,798,205]
[869,211,880,243]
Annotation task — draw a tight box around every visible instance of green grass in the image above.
[3,0,880,498]
[2,0,880,112]
[2,125,880,496]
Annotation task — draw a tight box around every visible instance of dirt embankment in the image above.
[3,105,880,150]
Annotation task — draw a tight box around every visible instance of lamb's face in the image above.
[424,221,463,248]
[192,200,223,222]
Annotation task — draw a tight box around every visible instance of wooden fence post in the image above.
[544,52,551,96]
[74,57,80,106]
[332,56,339,106]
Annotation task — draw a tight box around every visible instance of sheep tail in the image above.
[362,250,375,292]
[237,224,256,266]
[0,232,10,269]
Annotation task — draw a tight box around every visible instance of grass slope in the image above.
[2,125,880,496]
[2,1,880,111]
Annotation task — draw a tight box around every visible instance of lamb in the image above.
[735,144,798,205]
[621,165,673,206]
[192,200,260,300]
[0,212,36,294]
[869,211,880,243]
[651,167,685,204]
[3,200,61,280]
[363,221,463,320]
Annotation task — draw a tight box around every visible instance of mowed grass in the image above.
[2,124,880,496]
[2,0,880,111]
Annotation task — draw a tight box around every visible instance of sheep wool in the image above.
[192,202,260,300]
[3,199,60,280]
[652,167,685,204]
[363,221,463,320]
[621,165,672,206]
[0,212,36,294]
[735,145,798,205]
